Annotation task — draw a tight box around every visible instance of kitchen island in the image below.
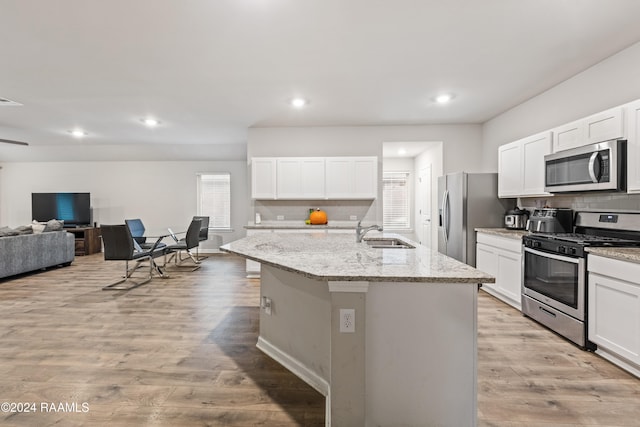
[221,232,493,427]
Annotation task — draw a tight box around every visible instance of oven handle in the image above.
[524,247,581,264]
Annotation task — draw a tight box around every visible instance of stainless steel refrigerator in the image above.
[437,172,512,267]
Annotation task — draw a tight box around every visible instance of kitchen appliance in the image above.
[544,139,626,193]
[522,211,640,349]
[504,207,529,230]
[438,172,512,267]
[525,208,573,233]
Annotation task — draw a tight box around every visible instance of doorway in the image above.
[382,141,443,248]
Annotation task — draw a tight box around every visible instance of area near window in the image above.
[197,173,231,230]
[383,171,410,229]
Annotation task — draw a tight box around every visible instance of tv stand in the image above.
[66,227,101,256]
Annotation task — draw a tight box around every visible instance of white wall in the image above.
[0,160,249,250]
[248,125,483,223]
[482,40,640,170]
[248,125,484,174]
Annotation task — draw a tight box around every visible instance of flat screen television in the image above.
[31,192,91,227]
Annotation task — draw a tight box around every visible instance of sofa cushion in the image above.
[0,227,19,237]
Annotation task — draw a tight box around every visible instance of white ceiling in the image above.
[2,0,640,161]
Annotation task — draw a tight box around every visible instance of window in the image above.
[383,171,410,229]
[197,173,231,230]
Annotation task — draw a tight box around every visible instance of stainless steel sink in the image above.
[364,238,415,249]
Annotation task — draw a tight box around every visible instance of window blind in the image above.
[197,173,231,229]
[383,171,410,229]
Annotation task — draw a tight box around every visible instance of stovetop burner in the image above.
[540,233,640,245]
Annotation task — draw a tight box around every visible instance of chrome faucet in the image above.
[356,220,383,242]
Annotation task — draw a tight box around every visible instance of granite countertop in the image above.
[220,232,494,284]
[475,227,530,240]
[586,247,640,264]
[245,221,358,230]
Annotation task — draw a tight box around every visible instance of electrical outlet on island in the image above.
[276,215,285,221]
[350,215,358,221]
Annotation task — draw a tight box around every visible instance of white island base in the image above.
[257,264,478,427]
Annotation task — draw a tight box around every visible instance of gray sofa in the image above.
[0,231,75,280]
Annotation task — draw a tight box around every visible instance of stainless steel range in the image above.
[522,211,640,350]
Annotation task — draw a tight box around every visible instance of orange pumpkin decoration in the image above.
[309,208,328,225]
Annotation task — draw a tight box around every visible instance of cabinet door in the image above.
[252,158,277,199]
[521,131,552,196]
[589,272,640,365]
[553,120,584,152]
[496,250,522,307]
[326,157,377,199]
[585,106,625,144]
[353,157,377,198]
[326,158,354,198]
[276,158,326,199]
[498,141,522,197]
[476,243,498,292]
[626,99,640,193]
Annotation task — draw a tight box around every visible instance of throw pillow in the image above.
[15,225,34,235]
[31,220,46,234]
[43,219,64,232]
[0,226,19,237]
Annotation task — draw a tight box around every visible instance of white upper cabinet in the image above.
[498,132,551,198]
[552,119,584,153]
[552,106,625,152]
[252,156,377,200]
[326,157,377,199]
[626,99,640,194]
[521,132,552,195]
[276,158,325,199]
[251,158,277,199]
[497,141,522,198]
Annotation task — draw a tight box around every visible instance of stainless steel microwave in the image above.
[544,139,626,193]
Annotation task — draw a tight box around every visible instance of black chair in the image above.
[164,218,202,271]
[193,215,210,260]
[101,224,166,290]
[125,218,166,250]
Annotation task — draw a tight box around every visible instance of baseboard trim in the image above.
[256,336,330,397]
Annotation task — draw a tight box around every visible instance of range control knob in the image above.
[558,245,566,254]
[569,247,577,255]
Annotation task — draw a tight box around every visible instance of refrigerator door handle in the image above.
[443,189,450,243]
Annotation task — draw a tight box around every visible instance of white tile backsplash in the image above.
[519,193,640,212]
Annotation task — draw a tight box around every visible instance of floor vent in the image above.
[0,97,22,106]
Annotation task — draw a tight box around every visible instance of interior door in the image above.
[418,165,432,248]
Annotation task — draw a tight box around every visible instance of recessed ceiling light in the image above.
[398,148,407,155]
[290,98,308,108]
[141,118,160,127]
[69,129,87,138]
[434,94,454,104]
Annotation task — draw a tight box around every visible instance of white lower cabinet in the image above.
[476,232,523,310]
[588,255,640,377]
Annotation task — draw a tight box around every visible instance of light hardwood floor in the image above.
[0,253,638,426]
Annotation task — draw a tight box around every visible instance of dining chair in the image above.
[125,218,166,250]
[192,215,210,260]
[100,224,166,290]
[164,218,202,271]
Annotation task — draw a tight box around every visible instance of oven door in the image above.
[522,247,585,320]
